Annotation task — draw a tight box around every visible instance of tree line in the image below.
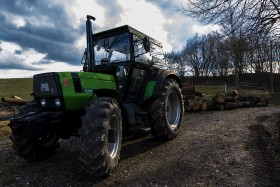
[165,0,280,90]
[166,32,280,78]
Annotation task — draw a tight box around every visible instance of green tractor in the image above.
[9,15,183,177]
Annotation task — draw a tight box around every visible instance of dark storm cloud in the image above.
[0,0,87,66]
[96,0,124,28]
[0,57,42,71]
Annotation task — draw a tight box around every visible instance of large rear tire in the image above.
[148,78,183,140]
[10,102,59,161]
[80,97,122,177]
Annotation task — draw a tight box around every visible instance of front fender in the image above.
[94,89,122,103]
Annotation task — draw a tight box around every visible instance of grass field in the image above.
[0,78,33,100]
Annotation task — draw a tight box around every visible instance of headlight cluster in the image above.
[40,98,61,108]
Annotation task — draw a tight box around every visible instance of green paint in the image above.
[58,72,116,110]
[144,81,156,100]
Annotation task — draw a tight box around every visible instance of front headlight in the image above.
[40,98,46,107]
[55,98,61,107]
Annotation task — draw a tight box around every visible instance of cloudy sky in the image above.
[0,0,217,78]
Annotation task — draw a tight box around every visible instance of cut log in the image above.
[256,98,269,107]
[191,100,201,112]
[203,99,217,110]
[225,90,238,97]
[237,101,251,108]
[1,96,30,105]
[231,90,238,96]
[215,93,225,104]
[11,95,23,100]
[216,104,224,110]
[201,102,207,111]
[224,102,237,110]
[189,100,202,112]
[225,96,236,103]
[189,100,196,109]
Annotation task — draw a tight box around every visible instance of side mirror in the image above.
[143,36,150,53]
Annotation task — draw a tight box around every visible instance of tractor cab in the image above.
[83,16,166,100]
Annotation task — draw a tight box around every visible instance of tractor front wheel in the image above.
[80,97,122,177]
[149,78,183,140]
[10,102,59,161]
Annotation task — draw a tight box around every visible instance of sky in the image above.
[0,0,218,78]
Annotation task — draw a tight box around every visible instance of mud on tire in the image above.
[148,78,183,140]
[79,97,122,177]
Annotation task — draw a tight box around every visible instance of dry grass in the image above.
[0,110,14,139]
[0,121,11,139]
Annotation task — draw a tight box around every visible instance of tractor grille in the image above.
[33,73,61,97]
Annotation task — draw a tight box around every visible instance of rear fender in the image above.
[152,70,182,97]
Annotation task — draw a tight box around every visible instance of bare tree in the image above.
[182,0,280,35]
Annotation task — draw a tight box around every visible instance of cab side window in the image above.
[128,68,147,98]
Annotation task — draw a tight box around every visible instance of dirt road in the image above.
[1,107,280,186]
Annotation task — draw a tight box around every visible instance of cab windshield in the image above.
[94,32,131,65]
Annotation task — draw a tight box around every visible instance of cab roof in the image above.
[92,25,162,47]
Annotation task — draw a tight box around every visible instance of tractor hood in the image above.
[58,72,115,81]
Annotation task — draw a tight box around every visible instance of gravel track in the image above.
[0,107,280,186]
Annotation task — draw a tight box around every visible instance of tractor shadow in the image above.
[120,128,166,160]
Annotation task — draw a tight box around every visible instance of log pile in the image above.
[185,90,269,112]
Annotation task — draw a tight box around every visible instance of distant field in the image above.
[0,78,33,100]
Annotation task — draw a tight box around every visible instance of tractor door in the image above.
[127,64,148,99]
[125,35,155,100]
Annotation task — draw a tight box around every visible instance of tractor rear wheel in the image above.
[148,78,183,140]
[80,97,122,177]
[10,102,59,161]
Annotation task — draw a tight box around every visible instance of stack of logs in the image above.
[186,90,269,112]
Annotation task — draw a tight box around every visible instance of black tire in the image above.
[148,78,183,140]
[80,97,122,177]
[10,102,59,161]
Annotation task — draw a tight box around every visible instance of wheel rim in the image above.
[108,114,120,159]
[166,90,181,128]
